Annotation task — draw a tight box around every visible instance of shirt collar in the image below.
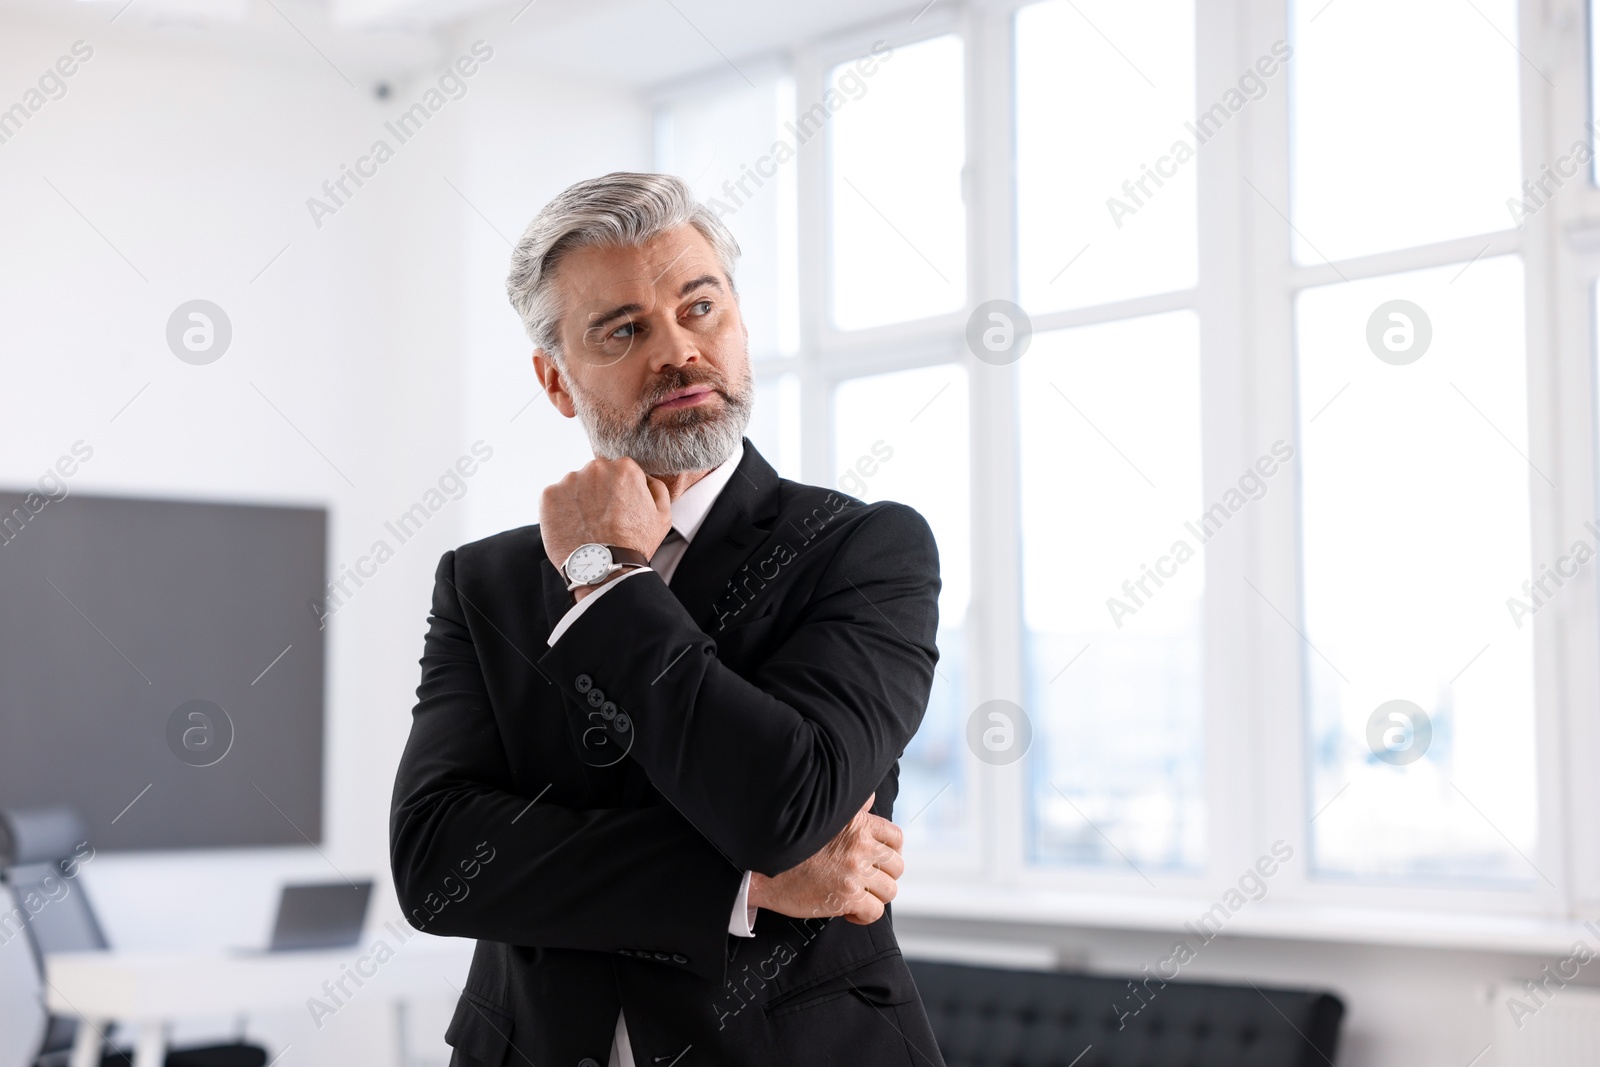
[670,440,745,546]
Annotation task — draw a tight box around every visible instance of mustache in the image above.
[644,371,726,410]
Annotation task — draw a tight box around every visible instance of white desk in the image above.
[45,930,474,1067]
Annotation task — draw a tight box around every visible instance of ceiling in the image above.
[459,0,933,89]
[0,0,932,91]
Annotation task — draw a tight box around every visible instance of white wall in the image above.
[0,11,649,1063]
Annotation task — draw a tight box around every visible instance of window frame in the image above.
[648,0,1600,924]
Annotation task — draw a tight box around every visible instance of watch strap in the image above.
[607,546,650,569]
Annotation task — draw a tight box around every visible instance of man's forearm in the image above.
[538,507,939,874]
[390,783,744,985]
[393,549,748,987]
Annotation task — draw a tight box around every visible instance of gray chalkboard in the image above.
[0,489,326,851]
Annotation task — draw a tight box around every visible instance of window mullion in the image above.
[792,43,832,489]
[965,1,1027,886]
[1548,0,1600,915]
[1524,0,1589,917]
[1228,0,1307,898]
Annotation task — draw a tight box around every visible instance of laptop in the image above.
[234,880,373,953]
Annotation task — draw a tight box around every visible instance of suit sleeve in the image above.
[538,502,941,876]
[388,549,745,987]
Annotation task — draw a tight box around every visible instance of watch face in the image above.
[566,543,613,584]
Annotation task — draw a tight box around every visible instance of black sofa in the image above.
[907,958,1343,1067]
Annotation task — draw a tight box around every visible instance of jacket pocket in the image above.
[764,950,919,1018]
[444,987,515,1067]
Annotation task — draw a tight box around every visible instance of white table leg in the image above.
[133,1019,167,1067]
[68,1019,103,1067]
[393,998,411,1067]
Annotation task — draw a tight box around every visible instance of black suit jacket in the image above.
[389,438,948,1067]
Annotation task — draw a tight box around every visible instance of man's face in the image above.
[535,223,753,476]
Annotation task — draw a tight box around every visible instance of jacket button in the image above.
[672,953,688,964]
[579,1059,601,1067]
[654,951,669,961]
[586,688,605,707]
[575,674,592,693]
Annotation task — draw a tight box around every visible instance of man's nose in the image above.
[649,318,701,372]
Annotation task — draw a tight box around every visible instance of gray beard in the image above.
[569,369,754,477]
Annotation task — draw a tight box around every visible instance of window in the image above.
[1288,0,1539,890]
[826,34,967,330]
[1296,258,1536,882]
[1014,0,1197,312]
[1289,0,1521,262]
[655,0,1597,920]
[1013,0,1205,875]
[1020,312,1206,872]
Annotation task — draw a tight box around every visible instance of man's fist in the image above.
[540,457,673,572]
[747,794,905,926]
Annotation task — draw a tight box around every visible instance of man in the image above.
[390,172,946,1066]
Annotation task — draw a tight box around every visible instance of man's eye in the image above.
[610,322,636,340]
[687,300,712,316]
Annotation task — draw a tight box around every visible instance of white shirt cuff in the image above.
[728,871,757,936]
[546,566,652,647]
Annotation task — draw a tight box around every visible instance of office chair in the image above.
[0,887,47,1067]
[0,808,268,1067]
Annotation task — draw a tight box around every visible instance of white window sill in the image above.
[893,880,1595,956]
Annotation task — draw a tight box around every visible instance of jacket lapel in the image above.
[666,438,782,632]
[539,437,783,634]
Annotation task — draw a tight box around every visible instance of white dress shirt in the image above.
[543,442,755,1067]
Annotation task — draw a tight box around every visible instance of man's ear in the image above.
[532,348,578,419]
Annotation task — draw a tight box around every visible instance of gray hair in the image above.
[505,171,741,362]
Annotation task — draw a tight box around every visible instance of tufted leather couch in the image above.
[907,959,1344,1067]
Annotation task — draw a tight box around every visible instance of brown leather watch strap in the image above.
[608,546,650,568]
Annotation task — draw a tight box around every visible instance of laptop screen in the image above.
[269,881,372,951]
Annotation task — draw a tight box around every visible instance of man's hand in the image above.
[746,794,904,926]
[540,457,673,572]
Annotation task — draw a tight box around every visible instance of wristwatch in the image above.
[561,543,650,593]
